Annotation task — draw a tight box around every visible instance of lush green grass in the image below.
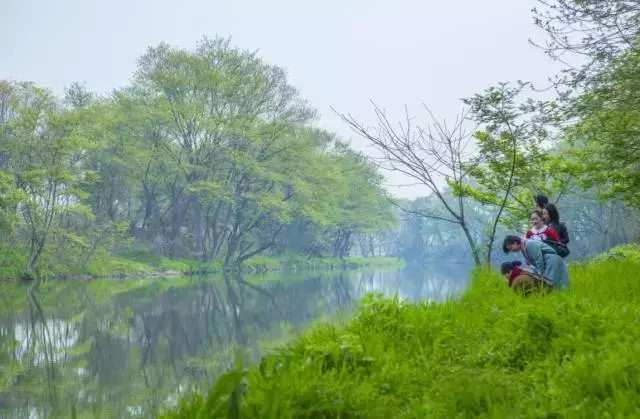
[162,244,640,418]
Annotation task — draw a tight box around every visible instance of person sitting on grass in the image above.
[503,235,570,289]
[501,260,553,295]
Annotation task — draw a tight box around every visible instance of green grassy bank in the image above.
[163,244,640,418]
[0,245,404,282]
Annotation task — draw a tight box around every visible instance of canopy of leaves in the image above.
[0,38,397,276]
[565,41,640,207]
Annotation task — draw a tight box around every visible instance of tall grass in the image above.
[162,245,640,418]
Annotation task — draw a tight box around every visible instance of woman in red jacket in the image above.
[526,210,560,242]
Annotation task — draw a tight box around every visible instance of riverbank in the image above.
[163,244,640,418]
[0,259,405,317]
[0,250,404,282]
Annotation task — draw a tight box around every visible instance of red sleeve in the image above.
[546,227,560,241]
[525,231,533,239]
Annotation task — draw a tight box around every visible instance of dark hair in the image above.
[502,235,522,254]
[500,260,522,275]
[544,203,560,224]
[534,195,548,209]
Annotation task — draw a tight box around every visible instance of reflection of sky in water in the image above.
[13,319,78,365]
[345,267,468,303]
[1,265,471,418]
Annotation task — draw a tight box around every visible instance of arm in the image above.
[523,240,546,274]
[546,227,560,242]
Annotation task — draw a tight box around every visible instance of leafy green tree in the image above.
[323,147,395,258]
[66,95,145,266]
[0,171,19,235]
[125,37,393,266]
[564,44,640,207]
[460,83,569,263]
[129,37,316,263]
[0,82,93,275]
[0,38,400,277]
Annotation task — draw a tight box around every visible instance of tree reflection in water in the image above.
[0,265,468,417]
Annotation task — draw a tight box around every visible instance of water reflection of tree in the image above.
[27,287,59,415]
[3,268,457,417]
[1,285,65,418]
[96,275,289,414]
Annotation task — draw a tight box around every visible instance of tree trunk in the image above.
[460,222,481,266]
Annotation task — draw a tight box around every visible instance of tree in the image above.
[338,104,482,266]
[532,0,640,88]
[564,45,640,208]
[0,171,19,235]
[124,37,394,266]
[0,38,400,277]
[0,82,92,275]
[129,37,317,264]
[323,147,395,258]
[0,82,20,236]
[460,82,569,263]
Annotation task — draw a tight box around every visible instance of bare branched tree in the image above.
[531,0,640,87]
[334,103,481,266]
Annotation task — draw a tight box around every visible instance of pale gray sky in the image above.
[1,0,560,198]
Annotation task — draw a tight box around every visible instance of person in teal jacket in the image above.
[503,235,570,289]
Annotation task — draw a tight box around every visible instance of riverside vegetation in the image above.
[3,265,434,418]
[162,244,640,418]
[0,38,399,282]
[0,249,404,281]
[5,1,640,417]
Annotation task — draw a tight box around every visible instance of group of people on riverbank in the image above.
[500,195,571,294]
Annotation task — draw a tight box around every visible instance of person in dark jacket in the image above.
[501,260,553,295]
[543,203,569,245]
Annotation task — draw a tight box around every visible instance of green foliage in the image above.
[0,38,396,278]
[591,243,640,264]
[565,43,640,208]
[460,83,570,262]
[0,81,99,274]
[164,246,640,418]
[83,251,152,276]
[0,171,20,234]
[0,243,28,279]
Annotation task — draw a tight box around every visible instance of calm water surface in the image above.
[0,265,469,418]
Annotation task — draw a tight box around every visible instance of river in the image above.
[0,264,469,418]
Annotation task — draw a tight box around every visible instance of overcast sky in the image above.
[1,0,561,198]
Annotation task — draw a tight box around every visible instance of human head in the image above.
[534,194,548,211]
[543,203,560,224]
[503,235,523,254]
[500,260,522,276]
[530,210,544,229]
